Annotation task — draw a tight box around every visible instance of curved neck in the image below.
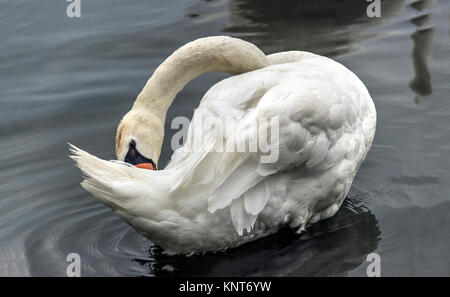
[131,36,268,119]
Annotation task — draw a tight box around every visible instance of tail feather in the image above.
[69,144,151,209]
[81,178,127,209]
[69,143,133,181]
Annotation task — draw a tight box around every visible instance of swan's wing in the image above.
[168,56,373,235]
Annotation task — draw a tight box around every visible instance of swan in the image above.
[71,36,376,255]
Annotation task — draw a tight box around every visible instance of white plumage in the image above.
[71,36,376,255]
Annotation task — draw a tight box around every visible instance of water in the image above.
[0,0,449,276]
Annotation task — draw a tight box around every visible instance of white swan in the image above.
[71,36,376,255]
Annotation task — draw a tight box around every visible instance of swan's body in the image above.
[71,36,376,254]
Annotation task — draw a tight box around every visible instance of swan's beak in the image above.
[124,146,156,170]
[135,163,154,170]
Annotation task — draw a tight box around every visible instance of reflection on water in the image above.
[410,0,435,12]
[151,198,380,277]
[410,28,434,99]
[0,0,449,276]
[409,0,435,100]
[226,0,406,55]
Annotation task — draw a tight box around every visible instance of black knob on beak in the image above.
[124,140,156,169]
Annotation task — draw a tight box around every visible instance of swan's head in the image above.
[115,109,164,170]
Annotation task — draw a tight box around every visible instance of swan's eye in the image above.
[129,140,136,149]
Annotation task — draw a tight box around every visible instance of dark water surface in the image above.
[0,0,449,276]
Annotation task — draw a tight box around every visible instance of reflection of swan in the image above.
[71,36,376,254]
[150,197,380,276]
[226,0,406,55]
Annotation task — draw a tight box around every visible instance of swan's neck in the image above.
[131,36,268,120]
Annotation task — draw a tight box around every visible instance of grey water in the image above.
[0,0,449,276]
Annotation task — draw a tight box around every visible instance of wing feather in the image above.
[165,55,356,235]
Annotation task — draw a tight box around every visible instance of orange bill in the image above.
[135,163,155,170]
